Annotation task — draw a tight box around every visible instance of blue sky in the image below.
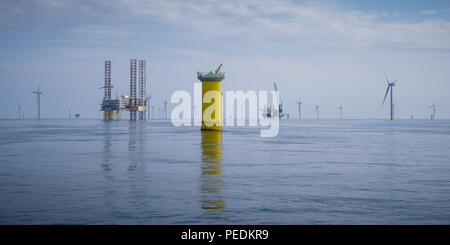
[1,0,450,119]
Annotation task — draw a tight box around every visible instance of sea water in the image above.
[0,119,449,224]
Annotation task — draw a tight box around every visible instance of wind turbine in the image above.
[17,105,22,119]
[294,99,302,119]
[163,100,168,120]
[381,69,398,120]
[337,105,343,120]
[31,85,43,119]
[315,105,319,120]
[428,103,436,120]
[151,105,155,119]
[146,94,152,120]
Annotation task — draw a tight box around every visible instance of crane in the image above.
[215,64,223,74]
[272,82,284,118]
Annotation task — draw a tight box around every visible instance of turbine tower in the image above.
[17,105,22,119]
[163,100,168,120]
[315,105,319,120]
[428,103,436,120]
[146,95,152,120]
[294,99,302,119]
[151,105,155,119]
[31,85,42,119]
[337,105,343,120]
[381,69,398,120]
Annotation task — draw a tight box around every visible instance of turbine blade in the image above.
[380,67,390,84]
[382,85,390,105]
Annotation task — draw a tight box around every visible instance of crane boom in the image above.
[215,64,223,74]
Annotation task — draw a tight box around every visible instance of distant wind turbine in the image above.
[17,105,22,119]
[163,100,168,120]
[428,103,436,120]
[315,105,319,120]
[31,85,42,119]
[381,68,398,120]
[294,99,302,119]
[151,105,155,119]
[337,105,343,120]
[146,94,152,120]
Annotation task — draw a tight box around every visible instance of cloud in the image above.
[38,0,66,7]
[3,0,450,51]
[114,0,450,50]
[68,25,132,39]
[420,10,437,15]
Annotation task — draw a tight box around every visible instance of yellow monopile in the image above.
[198,64,224,131]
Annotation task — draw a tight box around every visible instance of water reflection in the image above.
[128,122,137,170]
[101,121,113,173]
[127,122,147,172]
[100,121,150,218]
[101,121,116,216]
[127,122,149,211]
[200,130,226,219]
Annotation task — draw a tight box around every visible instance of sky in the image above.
[1,0,450,119]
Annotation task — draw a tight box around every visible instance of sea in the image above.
[0,119,449,224]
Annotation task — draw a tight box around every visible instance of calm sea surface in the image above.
[0,119,449,224]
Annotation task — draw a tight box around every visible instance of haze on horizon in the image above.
[1,0,450,119]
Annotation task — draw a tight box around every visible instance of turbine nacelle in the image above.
[381,79,398,106]
[389,79,398,87]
